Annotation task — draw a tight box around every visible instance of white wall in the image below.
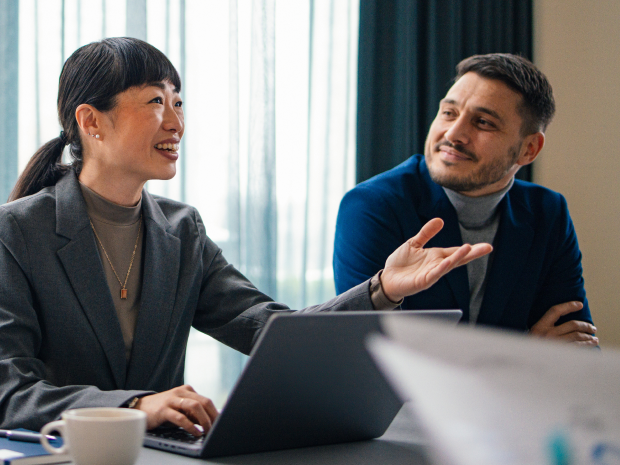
[534,0,620,347]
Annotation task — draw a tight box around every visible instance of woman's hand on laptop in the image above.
[381,218,492,302]
[135,384,219,436]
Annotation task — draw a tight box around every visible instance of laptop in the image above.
[144,309,462,458]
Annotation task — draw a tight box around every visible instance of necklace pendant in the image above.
[120,289,128,300]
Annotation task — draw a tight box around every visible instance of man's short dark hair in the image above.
[455,53,556,135]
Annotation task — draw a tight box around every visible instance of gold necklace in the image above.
[89,215,142,300]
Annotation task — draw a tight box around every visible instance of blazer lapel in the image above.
[126,191,181,388]
[417,164,470,319]
[477,192,535,326]
[55,172,127,388]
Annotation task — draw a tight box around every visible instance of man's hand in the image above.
[530,301,599,346]
[381,218,493,302]
[136,385,219,436]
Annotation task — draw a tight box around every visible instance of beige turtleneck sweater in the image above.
[79,183,144,361]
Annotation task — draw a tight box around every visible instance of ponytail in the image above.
[8,135,71,202]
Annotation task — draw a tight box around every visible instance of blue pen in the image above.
[0,429,57,443]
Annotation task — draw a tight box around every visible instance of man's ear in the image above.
[517,132,545,167]
[75,104,101,138]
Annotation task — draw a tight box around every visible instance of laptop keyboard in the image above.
[147,425,206,445]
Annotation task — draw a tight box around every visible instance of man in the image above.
[333,53,597,345]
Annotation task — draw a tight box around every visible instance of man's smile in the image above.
[434,141,478,163]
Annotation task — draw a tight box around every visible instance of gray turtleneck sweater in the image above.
[443,178,513,324]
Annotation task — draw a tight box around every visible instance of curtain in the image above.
[0,0,19,203]
[1,0,359,407]
[356,0,533,183]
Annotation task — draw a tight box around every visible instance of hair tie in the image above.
[59,130,68,145]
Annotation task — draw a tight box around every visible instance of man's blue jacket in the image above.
[333,154,593,330]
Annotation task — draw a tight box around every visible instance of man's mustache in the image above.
[434,140,478,162]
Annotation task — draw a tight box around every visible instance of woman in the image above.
[0,38,491,435]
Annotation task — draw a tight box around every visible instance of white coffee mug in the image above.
[40,407,147,465]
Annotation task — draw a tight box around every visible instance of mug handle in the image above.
[40,420,68,455]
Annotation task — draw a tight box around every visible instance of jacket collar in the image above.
[55,170,128,388]
[476,188,535,326]
[55,170,181,389]
[125,190,181,389]
[55,170,91,239]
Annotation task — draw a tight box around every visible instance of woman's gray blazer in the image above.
[0,170,373,430]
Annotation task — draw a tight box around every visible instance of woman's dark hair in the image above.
[455,53,555,136]
[9,37,181,202]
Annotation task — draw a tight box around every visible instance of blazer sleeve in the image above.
[0,210,151,430]
[190,209,375,355]
[527,195,593,328]
[333,186,407,295]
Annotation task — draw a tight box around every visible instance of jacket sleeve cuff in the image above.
[370,270,403,310]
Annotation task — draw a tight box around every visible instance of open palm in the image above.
[381,218,493,302]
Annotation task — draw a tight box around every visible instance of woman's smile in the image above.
[154,139,181,160]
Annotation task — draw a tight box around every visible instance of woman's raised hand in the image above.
[380,218,493,303]
[136,385,218,436]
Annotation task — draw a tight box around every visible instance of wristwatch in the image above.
[126,397,141,409]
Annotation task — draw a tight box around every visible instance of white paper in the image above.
[367,316,620,465]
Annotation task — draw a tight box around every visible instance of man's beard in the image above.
[425,140,521,193]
